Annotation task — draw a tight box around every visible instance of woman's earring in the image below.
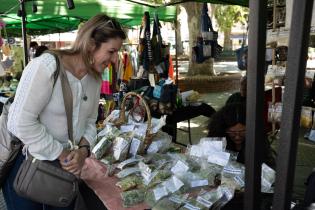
[88,57,95,65]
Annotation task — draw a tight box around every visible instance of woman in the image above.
[4,14,126,210]
[208,103,275,167]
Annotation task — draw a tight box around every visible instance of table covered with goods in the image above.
[81,92,276,210]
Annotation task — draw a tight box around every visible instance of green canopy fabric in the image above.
[0,0,177,36]
[191,0,248,7]
[158,0,248,7]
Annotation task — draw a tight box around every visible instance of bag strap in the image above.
[60,60,74,147]
[46,52,75,148]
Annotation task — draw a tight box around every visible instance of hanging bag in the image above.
[13,52,79,207]
[235,25,248,70]
[236,46,248,70]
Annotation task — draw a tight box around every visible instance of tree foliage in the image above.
[214,5,248,32]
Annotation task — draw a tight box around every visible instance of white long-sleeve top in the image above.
[8,53,100,161]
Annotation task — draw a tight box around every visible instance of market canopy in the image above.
[0,0,177,36]
[163,0,248,7]
[194,0,248,6]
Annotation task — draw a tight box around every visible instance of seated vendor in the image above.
[207,103,275,168]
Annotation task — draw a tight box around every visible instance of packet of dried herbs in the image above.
[112,132,133,162]
[116,175,143,191]
[121,189,146,207]
[92,136,113,159]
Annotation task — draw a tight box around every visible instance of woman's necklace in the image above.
[80,80,88,101]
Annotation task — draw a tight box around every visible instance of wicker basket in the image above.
[112,92,154,153]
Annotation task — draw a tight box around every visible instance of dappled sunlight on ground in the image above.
[177,121,200,128]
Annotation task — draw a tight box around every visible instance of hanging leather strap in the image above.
[60,61,74,147]
[46,52,75,148]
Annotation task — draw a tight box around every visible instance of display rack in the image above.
[267,0,286,30]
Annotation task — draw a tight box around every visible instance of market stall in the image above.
[80,91,276,210]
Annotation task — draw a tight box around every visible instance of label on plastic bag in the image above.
[129,138,142,157]
[171,160,189,174]
[151,116,167,134]
[221,186,234,201]
[153,186,168,201]
[116,167,140,179]
[223,165,243,175]
[139,162,152,183]
[113,137,130,160]
[120,125,135,133]
[196,196,213,208]
[191,179,209,188]
[183,202,201,210]
[200,139,224,153]
[234,176,245,187]
[262,177,272,188]
[163,176,184,193]
[149,73,156,87]
[189,145,203,157]
[117,156,142,170]
[169,195,186,204]
[207,151,230,166]
[137,124,147,137]
[146,141,162,154]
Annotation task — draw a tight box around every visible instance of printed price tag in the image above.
[117,156,142,170]
[207,151,230,166]
[183,202,201,210]
[190,179,209,188]
[164,176,184,193]
[120,125,135,133]
[149,73,156,87]
[234,176,245,187]
[139,162,152,182]
[196,196,213,208]
[171,160,189,174]
[189,145,203,157]
[129,138,142,157]
[153,186,168,201]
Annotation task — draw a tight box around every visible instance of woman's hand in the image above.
[58,149,71,163]
[60,149,88,176]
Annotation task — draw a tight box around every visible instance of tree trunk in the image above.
[182,2,215,76]
[175,6,184,55]
[223,28,233,51]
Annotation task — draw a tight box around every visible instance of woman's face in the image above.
[92,37,123,73]
[226,123,246,146]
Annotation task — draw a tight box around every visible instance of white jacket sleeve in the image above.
[83,82,100,147]
[8,54,63,160]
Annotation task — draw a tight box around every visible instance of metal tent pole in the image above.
[175,19,179,84]
[20,0,28,66]
[245,0,268,209]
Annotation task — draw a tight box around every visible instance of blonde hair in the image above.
[54,14,126,79]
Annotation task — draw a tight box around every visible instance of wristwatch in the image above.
[78,145,91,157]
